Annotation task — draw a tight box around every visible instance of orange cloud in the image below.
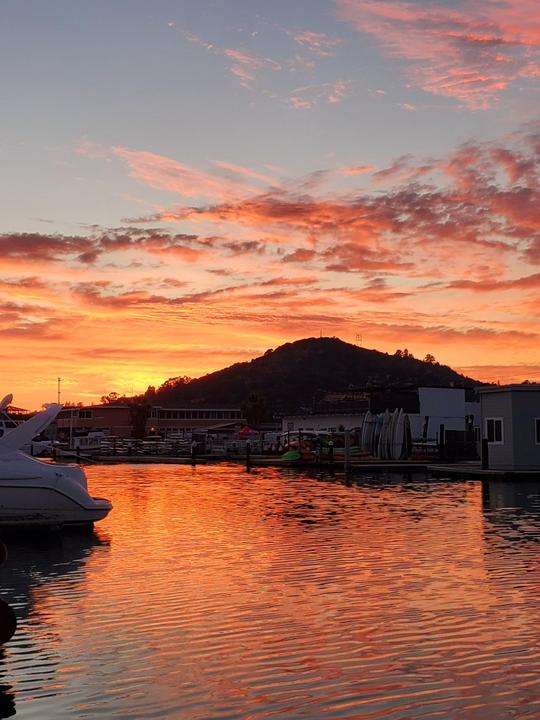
[341,164,375,175]
[4,123,540,407]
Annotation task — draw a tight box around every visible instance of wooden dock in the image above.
[75,453,540,480]
[428,462,540,480]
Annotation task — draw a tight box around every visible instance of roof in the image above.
[478,384,540,394]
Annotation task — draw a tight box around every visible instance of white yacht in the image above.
[0,400,112,529]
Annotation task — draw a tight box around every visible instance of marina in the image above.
[3,0,540,717]
[1,463,540,719]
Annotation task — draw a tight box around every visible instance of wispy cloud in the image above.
[287,79,353,109]
[176,24,352,108]
[289,29,343,57]
[181,30,281,90]
[336,0,540,108]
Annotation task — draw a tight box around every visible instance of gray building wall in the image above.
[480,387,540,470]
[512,393,540,470]
[481,392,514,469]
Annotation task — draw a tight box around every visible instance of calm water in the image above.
[1,465,540,719]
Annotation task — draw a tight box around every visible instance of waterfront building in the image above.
[147,406,245,437]
[479,384,540,470]
[282,386,480,439]
[56,404,246,443]
[56,404,133,441]
[412,387,480,442]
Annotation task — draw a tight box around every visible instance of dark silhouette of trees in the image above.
[241,393,269,428]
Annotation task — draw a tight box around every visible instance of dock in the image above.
[428,462,540,480]
[76,453,540,480]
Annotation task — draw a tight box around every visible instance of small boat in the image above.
[0,402,112,529]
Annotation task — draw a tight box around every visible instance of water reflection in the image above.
[1,465,540,719]
[482,479,540,544]
[483,479,540,515]
[0,680,15,719]
[0,529,109,716]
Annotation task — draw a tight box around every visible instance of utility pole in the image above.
[57,377,61,405]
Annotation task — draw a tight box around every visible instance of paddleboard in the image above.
[378,409,390,459]
[391,409,404,460]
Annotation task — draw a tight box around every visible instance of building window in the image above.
[485,417,504,444]
[535,418,540,445]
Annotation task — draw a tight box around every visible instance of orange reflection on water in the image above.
[7,465,540,720]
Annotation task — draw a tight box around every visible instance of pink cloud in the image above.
[108,146,262,202]
[213,161,278,185]
[336,0,540,108]
[127,123,540,289]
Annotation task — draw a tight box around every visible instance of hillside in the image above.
[152,337,479,415]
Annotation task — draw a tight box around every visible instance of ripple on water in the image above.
[1,465,540,719]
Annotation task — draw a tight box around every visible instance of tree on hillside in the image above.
[100,392,125,404]
[144,385,156,400]
[158,376,192,392]
[394,348,415,359]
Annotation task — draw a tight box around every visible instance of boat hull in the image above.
[0,483,112,527]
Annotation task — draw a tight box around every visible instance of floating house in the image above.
[479,385,540,470]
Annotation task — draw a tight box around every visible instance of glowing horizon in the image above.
[1,0,539,409]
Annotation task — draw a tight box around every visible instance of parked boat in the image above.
[0,402,112,528]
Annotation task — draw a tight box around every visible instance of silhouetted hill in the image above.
[153,337,479,416]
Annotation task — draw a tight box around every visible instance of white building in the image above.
[282,387,480,442]
[282,412,364,434]
[410,387,480,442]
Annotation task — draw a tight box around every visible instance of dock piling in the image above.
[344,430,351,475]
[481,439,489,470]
[439,424,445,460]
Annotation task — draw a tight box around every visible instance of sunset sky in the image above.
[1,0,539,408]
